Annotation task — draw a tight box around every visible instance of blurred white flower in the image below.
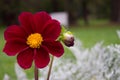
[3,33,120,80]
[15,63,28,80]
[3,74,10,80]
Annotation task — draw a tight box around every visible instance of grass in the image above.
[0,19,120,79]
[0,27,16,80]
[70,26,120,48]
[70,19,120,48]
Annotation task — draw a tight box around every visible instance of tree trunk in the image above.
[111,0,120,23]
[81,0,89,25]
[51,0,59,12]
[1,0,20,26]
[65,0,78,25]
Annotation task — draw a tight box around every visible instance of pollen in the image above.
[26,33,43,48]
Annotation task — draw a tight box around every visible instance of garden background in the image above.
[0,0,120,80]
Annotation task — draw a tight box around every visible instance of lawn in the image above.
[0,20,120,80]
[70,26,120,48]
[70,19,120,47]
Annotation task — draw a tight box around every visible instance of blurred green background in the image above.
[0,0,120,80]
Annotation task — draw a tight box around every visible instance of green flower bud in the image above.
[62,31,74,47]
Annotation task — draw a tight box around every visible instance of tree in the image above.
[64,0,79,25]
[81,0,89,25]
[51,0,59,12]
[0,0,20,26]
[110,0,120,23]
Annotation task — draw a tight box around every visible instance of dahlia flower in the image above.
[3,11,64,69]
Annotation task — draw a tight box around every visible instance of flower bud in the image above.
[62,31,74,47]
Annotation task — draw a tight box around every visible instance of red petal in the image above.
[4,25,27,41]
[3,39,28,56]
[43,40,64,57]
[19,12,34,34]
[17,48,34,69]
[34,46,50,68]
[33,11,51,33]
[42,20,61,40]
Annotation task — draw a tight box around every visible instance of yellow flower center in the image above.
[26,33,43,48]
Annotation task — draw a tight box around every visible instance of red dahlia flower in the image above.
[3,11,64,69]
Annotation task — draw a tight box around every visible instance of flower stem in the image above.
[34,66,39,80]
[47,56,54,80]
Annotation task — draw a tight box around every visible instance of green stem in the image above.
[47,56,54,80]
[34,66,39,80]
